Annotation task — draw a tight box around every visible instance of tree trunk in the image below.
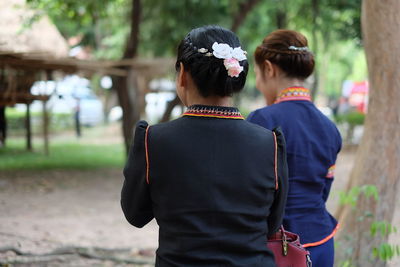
[310,0,319,99]
[231,0,261,32]
[335,1,400,266]
[114,0,141,153]
[275,0,287,29]
[123,0,141,59]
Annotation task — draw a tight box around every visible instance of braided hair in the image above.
[254,29,314,80]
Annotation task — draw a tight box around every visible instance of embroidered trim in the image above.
[183,106,244,120]
[303,223,339,248]
[272,132,278,190]
[326,164,336,178]
[275,87,312,104]
[145,126,150,184]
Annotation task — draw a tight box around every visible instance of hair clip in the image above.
[198,48,213,57]
[288,46,310,52]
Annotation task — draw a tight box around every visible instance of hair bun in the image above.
[175,25,248,97]
[255,30,314,80]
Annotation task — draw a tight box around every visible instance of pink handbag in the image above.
[267,226,312,267]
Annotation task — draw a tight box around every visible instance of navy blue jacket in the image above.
[122,105,288,266]
[248,87,341,248]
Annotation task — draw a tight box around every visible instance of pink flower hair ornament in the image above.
[197,42,247,78]
[223,58,243,78]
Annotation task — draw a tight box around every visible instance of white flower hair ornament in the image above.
[197,42,247,78]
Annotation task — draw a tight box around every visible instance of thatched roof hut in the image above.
[0,0,175,151]
[0,0,69,57]
[0,0,71,150]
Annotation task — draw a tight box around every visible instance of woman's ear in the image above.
[176,62,188,106]
[264,60,278,78]
[177,62,186,88]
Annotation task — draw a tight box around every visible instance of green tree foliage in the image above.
[140,0,232,56]
[26,0,365,98]
[27,0,129,57]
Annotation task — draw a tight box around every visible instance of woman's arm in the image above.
[267,128,289,236]
[322,129,342,202]
[121,121,154,228]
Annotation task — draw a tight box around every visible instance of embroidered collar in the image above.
[183,105,244,120]
[275,87,312,103]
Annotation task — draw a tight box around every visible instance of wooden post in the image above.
[0,106,6,147]
[42,99,49,155]
[25,103,32,151]
[42,70,52,156]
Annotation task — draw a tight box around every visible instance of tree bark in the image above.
[335,1,400,266]
[114,0,141,153]
[275,11,287,29]
[231,0,261,32]
[123,0,141,59]
[310,0,319,99]
[275,0,287,29]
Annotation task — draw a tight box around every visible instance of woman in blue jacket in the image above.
[248,29,342,267]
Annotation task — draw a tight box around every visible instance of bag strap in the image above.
[280,226,288,256]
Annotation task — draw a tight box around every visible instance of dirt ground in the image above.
[1,146,399,266]
[0,168,158,266]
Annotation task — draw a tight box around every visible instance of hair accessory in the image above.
[197,42,247,77]
[197,48,208,53]
[288,45,310,52]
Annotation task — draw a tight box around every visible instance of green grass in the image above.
[0,139,125,170]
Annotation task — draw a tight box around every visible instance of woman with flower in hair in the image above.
[247,29,342,266]
[121,25,288,266]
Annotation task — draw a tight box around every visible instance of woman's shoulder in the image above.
[241,119,273,133]
[144,117,186,133]
[247,105,283,131]
[235,120,276,146]
[134,120,149,128]
[138,117,194,144]
[248,104,283,121]
[251,104,281,115]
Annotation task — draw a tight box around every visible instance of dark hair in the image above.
[175,25,248,97]
[254,29,314,80]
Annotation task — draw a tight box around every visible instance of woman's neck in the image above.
[275,78,305,96]
[187,95,233,107]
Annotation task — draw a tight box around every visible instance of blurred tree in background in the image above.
[27,0,364,96]
[26,0,366,149]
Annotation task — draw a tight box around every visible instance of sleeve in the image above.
[267,128,289,236]
[322,129,342,202]
[121,120,154,228]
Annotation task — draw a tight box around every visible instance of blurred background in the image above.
[0,0,398,266]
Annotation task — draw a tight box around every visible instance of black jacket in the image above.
[121,105,288,267]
